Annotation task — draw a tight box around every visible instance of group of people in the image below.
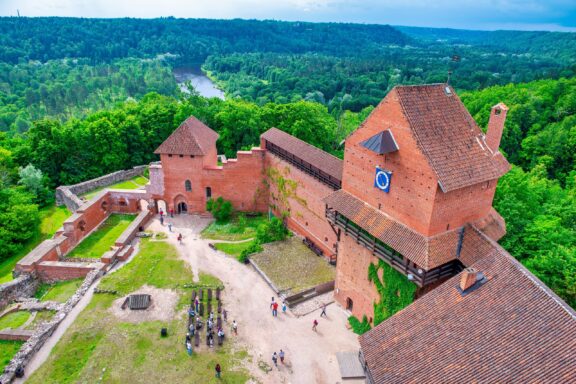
[270,297,287,317]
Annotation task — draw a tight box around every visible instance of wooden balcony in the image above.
[326,207,462,287]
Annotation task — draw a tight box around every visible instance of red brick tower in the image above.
[325,84,510,319]
[152,116,219,213]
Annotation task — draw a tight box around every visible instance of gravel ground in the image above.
[147,215,362,384]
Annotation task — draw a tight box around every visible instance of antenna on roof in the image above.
[446,70,452,85]
[17,9,20,17]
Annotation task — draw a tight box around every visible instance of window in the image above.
[346,297,353,311]
[206,187,212,198]
[100,201,108,212]
[179,154,184,158]
[168,154,172,157]
[78,220,86,232]
[185,180,192,192]
[190,155,195,158]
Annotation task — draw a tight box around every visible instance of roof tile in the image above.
[394,84,510,192]
[154,116,219,156]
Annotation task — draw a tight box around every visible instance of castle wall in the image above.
[266,153,338,257]
[429,181,498,233]
[203,149,268,212]
[160,154,206,212]
[334,235,380,321]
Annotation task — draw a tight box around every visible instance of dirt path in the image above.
[148,215,362,384]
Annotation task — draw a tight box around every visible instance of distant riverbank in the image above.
[173,67,225,99]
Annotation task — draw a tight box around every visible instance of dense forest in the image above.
[0,17,573,307]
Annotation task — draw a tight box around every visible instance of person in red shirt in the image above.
[272,301,279,317]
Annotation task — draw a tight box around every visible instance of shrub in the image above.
[237,241,263,263]
[206,197,233,223]
[348,315,371,335]
[255,217,288,243]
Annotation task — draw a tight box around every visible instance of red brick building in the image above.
[149,84,511,321]
[147,83,576,382]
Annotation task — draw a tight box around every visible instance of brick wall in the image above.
[157,148,267,213]
[333,235,380,321]
[267,153,338,257]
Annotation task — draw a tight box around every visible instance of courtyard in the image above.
[18,215,361,384]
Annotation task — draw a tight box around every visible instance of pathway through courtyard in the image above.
[153,215,362,384]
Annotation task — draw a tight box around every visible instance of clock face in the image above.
[375,169,390,190]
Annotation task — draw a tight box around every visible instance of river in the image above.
[173,67,225,99]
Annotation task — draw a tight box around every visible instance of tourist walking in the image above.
[232,320,238,335]
[215,363,222,378]
[312,319,318,332]
[320,303,327,317]
[168,222,172,232]
[270,297,275,309]
[282,302,287,314]
[272,352,278,367]
[160,216,164,225]
[170,208,174,218]
[272,301,279,317]
[195,298,199,313]
[223,309,228,322]
[186,340,193,356]
[279,349,285,364]
[178,233,183,244]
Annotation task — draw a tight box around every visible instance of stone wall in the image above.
[56,165,147,211]
[0,275,39,312]
[0,269,102,383]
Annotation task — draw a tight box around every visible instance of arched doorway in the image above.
[346,297,353,312]
[177,201,188,214]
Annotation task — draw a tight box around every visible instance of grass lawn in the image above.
[214,241,255,257]
[66,214,136,259]
[35,278,84,303]
[250,237,335,295]
[81,175,148,200]
[0,205,70,284]
[201,214,267,241]
[29,238,248,384]
[0,311,31,331]
[1,340,23,373]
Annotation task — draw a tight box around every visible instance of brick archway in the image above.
[174,195,188,214]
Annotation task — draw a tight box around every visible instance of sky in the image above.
[1,0,575,32]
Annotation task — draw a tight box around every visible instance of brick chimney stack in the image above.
[460,267,479,292]
[485,103,509,153]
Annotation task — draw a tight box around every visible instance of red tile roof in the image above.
[323,189,460,270]
[261,128,343,181]
[154,116,219,156]
[394,84,510,192]
[359,226,576,383]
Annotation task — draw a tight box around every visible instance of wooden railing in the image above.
[326,207,463,287]
[264,140,341,190]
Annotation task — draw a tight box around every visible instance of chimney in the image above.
[460,267,480,292]
[485,103,508,153]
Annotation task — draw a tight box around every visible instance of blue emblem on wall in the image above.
[374,167,392,193]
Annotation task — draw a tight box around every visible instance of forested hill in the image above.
[0,17,410,64]
[1,18,575,133]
